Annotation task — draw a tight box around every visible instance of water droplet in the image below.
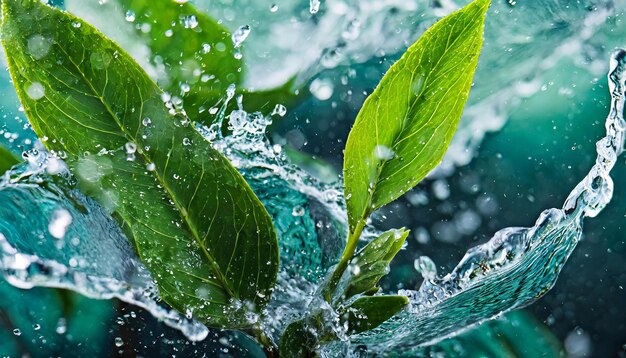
[142,117,152,127]
[414,256,437,280]
[183,15,198,29]
[114,337,124,347]
[125,10,135,22]
[180,83,191,93]
[13,329,21,336]
[27,35,52,60]
[56,318,67,334]
[309,78,334,101]
[33,324,41,331]
[292,205,305,217]
[310,0,321,14]
[165,29,174,37]
[232,25,251,48]
[270,4,278,12]
[182,138,191,146]
[374,145,395,160]
[146,163,156,171]
[201,43,211,54]
[26,82,45,100]
[271,104,287,117]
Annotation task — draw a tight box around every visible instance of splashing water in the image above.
[0,49,624,354]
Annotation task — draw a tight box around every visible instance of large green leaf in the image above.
[1,0,278,328]
[0,144,18,173]
[343,0,490,233]
[342,228,409,298]
[117,0,240,120]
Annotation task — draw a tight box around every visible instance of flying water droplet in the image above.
[232,25,251,48]
[414,256,437,280]
[310,0,321,14]
[271,104,287,117]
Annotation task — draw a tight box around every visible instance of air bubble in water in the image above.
[26,82,45,100]
[310,0,320,14]
[232,25,251,48]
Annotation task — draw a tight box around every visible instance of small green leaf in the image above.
[1,0,278,328]
[0,145,19,174]
[343,0,490,233]
[279,319,317,358]
[118,0,240,120]
[343,228,409,298]
[344,295,409,335]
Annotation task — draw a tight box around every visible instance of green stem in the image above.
[323,218,367,302]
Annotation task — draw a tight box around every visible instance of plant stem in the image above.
[323,218,367,302]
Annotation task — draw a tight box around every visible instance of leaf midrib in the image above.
[54,42,238,299]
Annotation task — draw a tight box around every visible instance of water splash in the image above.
[0,47,624,354]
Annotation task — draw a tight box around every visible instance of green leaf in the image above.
[343,228,409,298]
[117,0,240,120]
[279,319,318,358]
[343,0,490,233]
[1,0,278,328]
[0,144,19,173]
[344,295,409,335]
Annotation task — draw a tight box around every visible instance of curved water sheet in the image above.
[0,149,209,341]
[319,49,626,356]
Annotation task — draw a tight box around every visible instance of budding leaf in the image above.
[343,228,409,298]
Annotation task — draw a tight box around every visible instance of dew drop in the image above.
[183,15,199,29]
[125,10,135,22]
[12,329,21,336]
